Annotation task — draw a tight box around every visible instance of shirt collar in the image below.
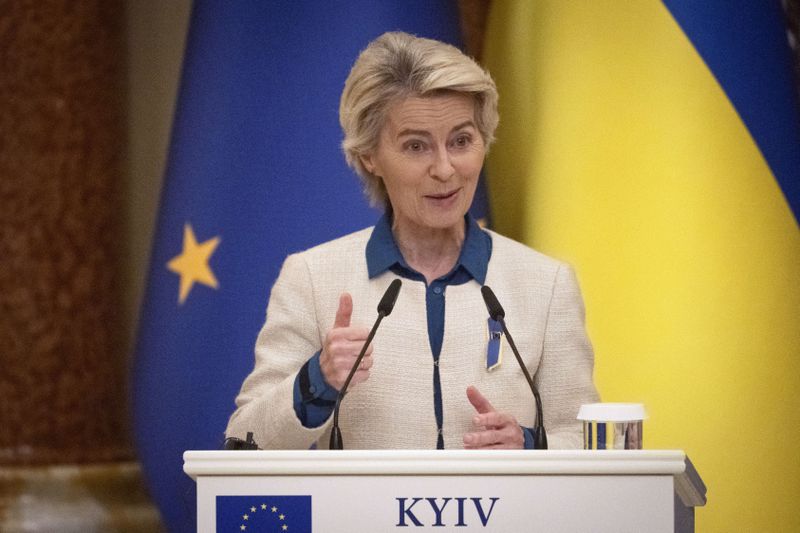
[366,213,490,284]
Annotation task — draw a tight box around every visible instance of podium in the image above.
[184,449,706,532]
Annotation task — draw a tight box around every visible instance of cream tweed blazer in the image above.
[226,227,599,449]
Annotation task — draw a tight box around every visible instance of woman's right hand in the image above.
[319,293,373,391]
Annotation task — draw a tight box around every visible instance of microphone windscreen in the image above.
[377,279,402,316]
[481,285,505,320]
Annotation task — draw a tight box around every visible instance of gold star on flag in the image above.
[271,506,277,513]
[282,525,288,531]
[279,514,285,520]
[261,504,267,510]
[167,223,221,304]
[250,507,256,513]
[243,514,249,520]
[240,525,246,531]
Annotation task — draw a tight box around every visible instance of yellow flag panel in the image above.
[484,2,800,531]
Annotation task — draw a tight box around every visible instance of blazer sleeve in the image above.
[225,253,332,449]
[535,263,600,449]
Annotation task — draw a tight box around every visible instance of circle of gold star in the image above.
[239,501,293,531]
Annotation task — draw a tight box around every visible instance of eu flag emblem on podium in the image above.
[217,496,311,532]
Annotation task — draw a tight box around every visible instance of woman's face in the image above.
[362,92,485,235]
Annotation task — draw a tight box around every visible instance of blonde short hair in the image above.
[340,31,499,207]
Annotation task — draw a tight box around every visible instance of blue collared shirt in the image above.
[292,214,536,448]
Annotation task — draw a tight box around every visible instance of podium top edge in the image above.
[183,449,689,478]
[184,449,685,459]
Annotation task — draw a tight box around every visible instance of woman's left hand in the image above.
[462,385,525,449]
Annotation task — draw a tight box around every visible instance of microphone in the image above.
[222,432,259,450]
[329,279,402,449]
[480,285,548,449]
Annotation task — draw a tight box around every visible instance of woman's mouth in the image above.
[427,189,458,200]
[425,189,460,207]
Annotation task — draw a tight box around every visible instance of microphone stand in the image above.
[496,317,548,449]
[481,285,548,449]
[329,279,401,450]
[328,312,386,450]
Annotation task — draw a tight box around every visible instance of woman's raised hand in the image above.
[319,293,373,391]
[462,385,525,449]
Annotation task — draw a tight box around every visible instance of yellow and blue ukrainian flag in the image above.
[484,1,799,531]
[132,2,481,531]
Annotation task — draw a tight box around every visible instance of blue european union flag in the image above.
[216,496,311,532]
[132,1,478,532]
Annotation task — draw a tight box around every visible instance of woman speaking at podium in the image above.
[226,32,598,450]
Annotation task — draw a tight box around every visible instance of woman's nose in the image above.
[429,148,455,181]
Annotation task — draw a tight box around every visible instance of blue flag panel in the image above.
[133,2,468,531]
[662,0,800,222]
[216,496,311,533]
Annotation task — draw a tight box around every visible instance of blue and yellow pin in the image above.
[486,318,503,371]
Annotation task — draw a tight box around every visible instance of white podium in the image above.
[184,449,706,532]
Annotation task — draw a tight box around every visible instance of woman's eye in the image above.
[453,135,471,148]
[406,141,424,152]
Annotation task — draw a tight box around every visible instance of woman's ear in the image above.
[360,153,376,176]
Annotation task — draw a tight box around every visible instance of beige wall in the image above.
[124,1,192,353]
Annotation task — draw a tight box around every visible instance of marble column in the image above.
[0,1,161,530]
